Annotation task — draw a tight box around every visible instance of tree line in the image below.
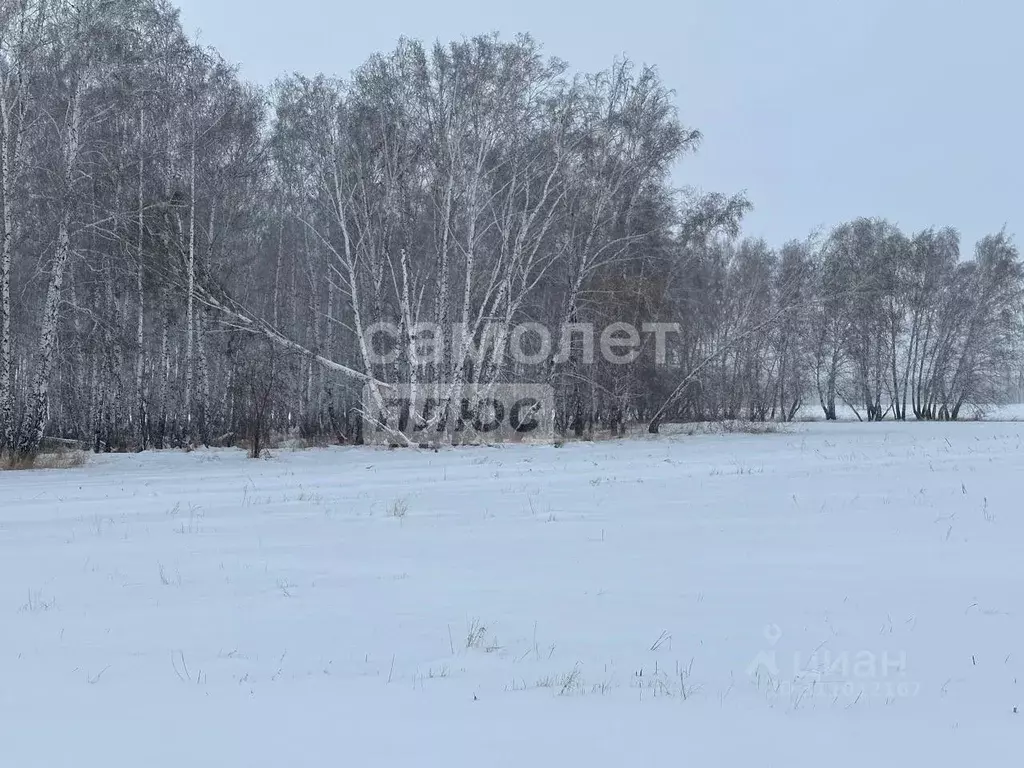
[1,0,1021,458]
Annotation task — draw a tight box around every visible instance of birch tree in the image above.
[0,0,44,454]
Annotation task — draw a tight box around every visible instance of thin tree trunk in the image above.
[0,121,14,451]
[135,109,147,449]
[0,73,26,452]
[183,138,196,443]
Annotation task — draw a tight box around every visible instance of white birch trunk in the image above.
[0,17,30,451]
[20,81,81,454]
[183,139,196,442]
[0,103,15,450]
[135,109,147,447]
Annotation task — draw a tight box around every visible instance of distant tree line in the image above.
[1,0,1021,458]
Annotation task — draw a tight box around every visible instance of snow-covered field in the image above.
[2,422,1022,766]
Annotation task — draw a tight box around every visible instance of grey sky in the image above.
[173,0,1021,252]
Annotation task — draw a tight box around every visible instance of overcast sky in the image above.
[173,0,1021,252]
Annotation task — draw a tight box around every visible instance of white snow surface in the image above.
[2,422,1022,766]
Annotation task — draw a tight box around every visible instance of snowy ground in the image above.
[2,422,1022,766]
